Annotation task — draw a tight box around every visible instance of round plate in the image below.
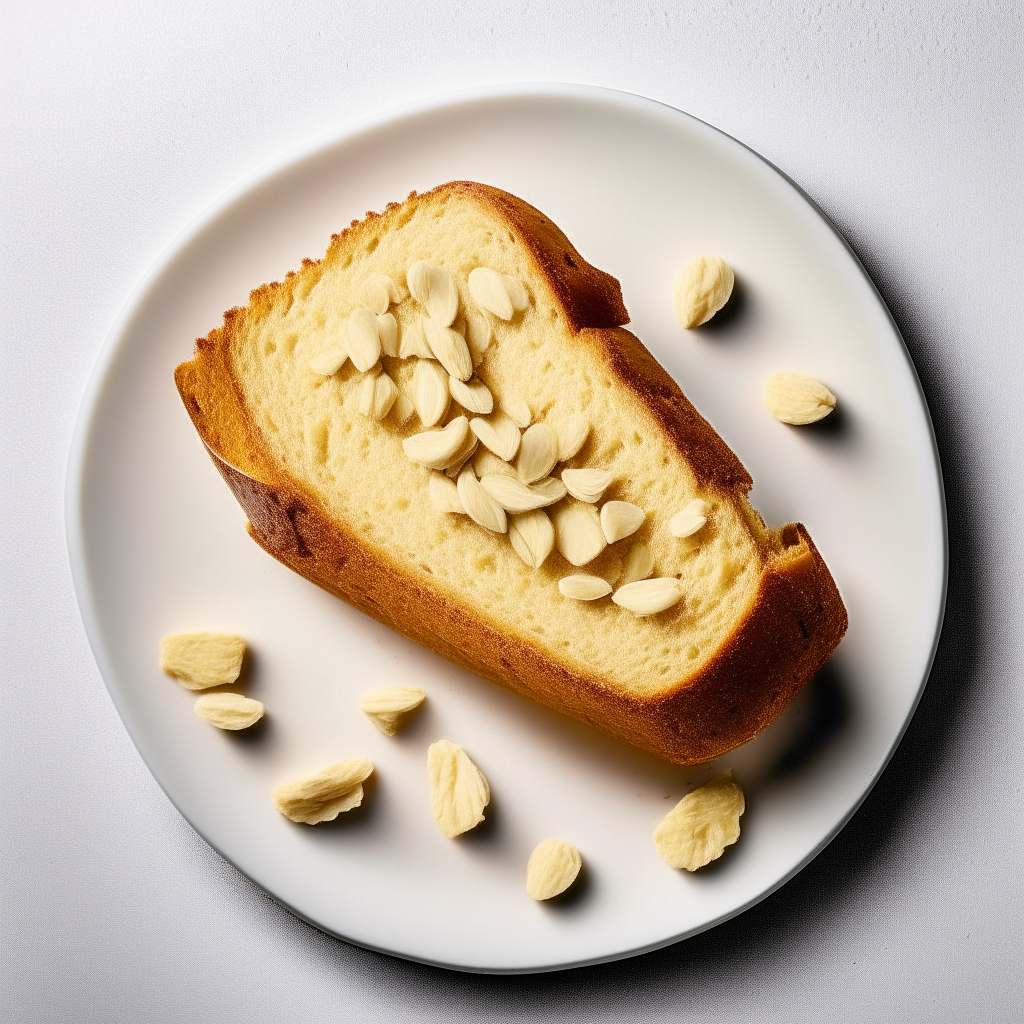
[66,85,945,973]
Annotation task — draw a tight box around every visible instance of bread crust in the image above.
[174,182,847,765]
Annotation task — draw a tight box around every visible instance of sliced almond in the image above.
[443,433,478,478]
[449,375,493,415]
[562,467,613,503]
[508,509,555,569]
[612,577,684,616]
[399,317,434,359]
[468,267,513,320]
[555,415,589,462]
[377,312,399,357]
[423,317,473,381]
[357,370,398,421]
[600,501,645,543]
[309,345,348,376]
[411,358,451,427]
[427,739,490,838]
[558,575,612,601]
[500,395,531,429]
[428,472,465,514]
[470,411,521,462]
[360,276,392,314]
[359,685,426,736]
[674,256,735,329]
[619,542,654,587]
[502,275,530,311]
[403,416,471,471]
[473,449,516,478]
[408,261,459,326]
[763,371,837,425]
[159,632,245,690]
[345,307,383,372]
[480,474,563,513]
[526,839,582,901]
[391,392,415,427]
[653,773,745,870]
[271,757,374,825]
[193,693,265,730]
[516,423,559,484]
[529,476,568,503]
[457,467,507,533]
[465,313,492,366]
[669,499,708,538]
[553,503,607,566]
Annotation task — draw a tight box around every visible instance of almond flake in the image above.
[357,370,398,420]
[423,317,473,381]
[669,499,708,538]
[359,685,426,736]
[271,758,374,825]
[508,509,555,568]
[470,411,521,461]
[600,501,645,543]
[555,415,590,461]
[480,474,561,513]
[408,261,459,326]
[558,575,612,601]
[427,739,490,838]
[619,542,654,587]
[360,276,392,314]
[309,345,348,376]
[443,433,479,478]
[465,313,492,366]
[193,693,265,730]
[612,577,683,616]
[345,307,383,371]
[500,395,531,429]
[377,312,399,357]
[449,375,493,415]
[516,423,558,484]
[529,477,568,503]
[457,467,507,533]
[399,317,434,359]
[159,632,245,690]
[674,256,735,329]
[473,449,516,478]
[653,773,745,871]
[403,416,471,471]
[411,358,451,427]
[763,372,837,425]
[468,267,513,320]
[526,839,582,901]
[429,472,465,514]
[391,392,415,427]
[562,467,613,503]
[502,275,530,311]
[553,503,607,566]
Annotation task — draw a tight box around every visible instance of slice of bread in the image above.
[175,181,847,766]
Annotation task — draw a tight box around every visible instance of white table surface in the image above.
[2,2,1021,1020]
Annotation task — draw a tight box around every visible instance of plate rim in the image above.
[64,81,949,974]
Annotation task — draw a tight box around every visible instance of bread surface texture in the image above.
[175,181,847,765]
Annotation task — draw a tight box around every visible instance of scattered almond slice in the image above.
[558,575,612,601]
[427,740,490,838]
[271,758,374,825]
[479,474,563,513]
[391,392,415,427]
[470,411,521,462]
[562,467,613,503]
[529,476,568,504]
[443,432,479,479]
[309,345,347,376]
[193,693,265,730]
[508,509,555,568]
[449,375,493,415]
[457,467,507,533]
[653,773,745,870]
[403,417,471,471]
[526,839,582,900]
[500,395,531,429]
[619,542,654,587]
[555,415,589,461]
[377,312,399,357]
[502,275,530,311]
[473,449,516,478]
[468,267,513,320]
[516,423,558,484]
[411,358,451,427]
[763,372,837,424]
[465,313,492,365]
[552,503,607,566]
[669,499,708,538]
[356,370,398,420]
[399,317,434,359]
[428,472,465,514]
[408,261,459,326]
[345,307,383,371]
[360,276,392,314]
[600,501,645,543]
[674,256,735,329]
[159,632,245,690]
[423,317,473,381]
[359,685,426,735]
[612,578,683,616]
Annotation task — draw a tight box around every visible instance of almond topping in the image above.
[399,317,434,359]
[309,345,348,376]
[428,472,465,514]
[500,395,531,429]
[443,433,479,478]
[619,542,654,587]
[612,577,683,616]
[502,275,530,311]
[465,313,492,366]
[411,358,451,427]
[473,449,516,478]
[470,411,521,462]
[562,467,613,503]
[558,575,612,601]
[529,476,568,503]
[359,685,426,736]
[408,261,459,326]
[159,632,245,690]
[403,416,471,471]
[457,467,507,533]
[345,307,383,371]
[555,415,589,461]
[669,499,708,538]
[516,423,559,484]
[360,276,392,314]
[526,839,582,900]
[391,392,415,427]
[653,773,745,871]
[449,375,494,415]
[427,739,490,838]
[600,501,645,543]
[193,693,265,730]
[377,312,399,357]
[508,509,555,568]
[553,503,607,566]
[357,370,398,420]
[271,758,374,825]
[763,372,837,424]
[479,474,563,513]
[674,256,735,328]
[468,267,513,320]
[423,317,473,381]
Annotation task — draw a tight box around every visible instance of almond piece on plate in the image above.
[159,632,245,690]
[653,773,745,870]
[271,758,375,824]
[427,740,490,838]
[194,693,265,730]
[526,839,582,900]
[359,685,427,735]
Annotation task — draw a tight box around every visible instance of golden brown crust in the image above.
[173,182,848,765]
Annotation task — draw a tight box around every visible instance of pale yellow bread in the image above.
[175,181,847,765]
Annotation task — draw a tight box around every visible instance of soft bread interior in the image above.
[229,191,768,698]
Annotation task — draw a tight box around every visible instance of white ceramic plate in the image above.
[66,85,945,973]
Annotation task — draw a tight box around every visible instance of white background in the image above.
[2,2,1021,1020]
